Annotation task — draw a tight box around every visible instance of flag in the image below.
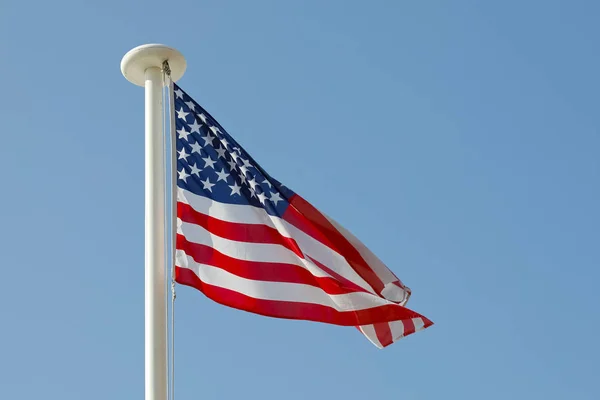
[172,83,433,348]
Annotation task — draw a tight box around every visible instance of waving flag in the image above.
[173,83,433,348]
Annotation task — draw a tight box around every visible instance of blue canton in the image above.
[174,83,295,217]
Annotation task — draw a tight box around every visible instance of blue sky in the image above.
[1,0,599,398]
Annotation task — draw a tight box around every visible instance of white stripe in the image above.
[178,218,332,279]
[178,217,315,269]
[178,187,272,225]
[326,215,398,284]
[176,250,397,312]
[359,320,411,349]
[413,317,425,332]
[178,188,376,294]
[389,319,406,340]
[326,214,411,303]
[358,325,383,349]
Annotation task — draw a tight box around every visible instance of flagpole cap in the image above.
[121,44,186,87]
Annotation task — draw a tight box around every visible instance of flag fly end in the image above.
[121,44,186,86]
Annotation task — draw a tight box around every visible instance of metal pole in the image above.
[145,64,167,400]
[121,44,186,400]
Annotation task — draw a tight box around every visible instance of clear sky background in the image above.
[1,1,599,399]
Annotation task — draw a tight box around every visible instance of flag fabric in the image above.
[172,83,433,348]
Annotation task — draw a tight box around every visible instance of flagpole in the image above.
[121,44,186,400]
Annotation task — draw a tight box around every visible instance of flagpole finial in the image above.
[121,44,186,86]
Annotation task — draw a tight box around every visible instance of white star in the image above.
[209,126,221,136]
[227,159,237,171]
[248,177,259,190]
[242,158,253,169]
[177,107,189,121]
[232,147,241,154]
[262,178,272,189]
[229,182,242,196]
[178,147,189,161]
[270,191,283,206]
[239,173,247,185]
[248,186,257,198]
[188,118,202,134]
[202,155,216,169]
[220,138,230,148]
[185,101,195,111]
[174,88,184,99]
[178,168,190,182]
[205,130,216,142]
[239,165,250,176]
[257,191,268,204]
[215,145,227,159]
[189,163,201,177]
[201,177,215,192]
[215,168,230,182]
[189,120,202,134]
[190,141,202,154]
[230,152,239,163]
[198,113,208,123]
[201,134,213,147]
[177,127,190,141]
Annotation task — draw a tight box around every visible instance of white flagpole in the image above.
[121,44,186,400]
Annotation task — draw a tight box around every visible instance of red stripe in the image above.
[402,318,417,336]
[422,317,434,330]
[176,266,429,327]
[373,322,394,347]
[307,255,374,294]
[284,195,386,294]
[178,201,304,258]
[177,234,366,296]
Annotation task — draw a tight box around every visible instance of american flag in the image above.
[173,83,433,348]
